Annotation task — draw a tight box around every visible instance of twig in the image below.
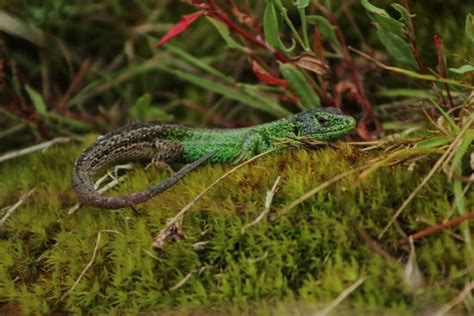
[0,188,36,228]
[379,117,474,238]
[398,210,474,246]
[433,280,474,316]
[314,277,367,316]
[62,230,120,299]
[152,148,280,249]
[241,176,281,233]
[0,137,71,163]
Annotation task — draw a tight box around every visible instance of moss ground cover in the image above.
[0,139,472,314]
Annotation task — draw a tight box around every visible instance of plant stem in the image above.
[315,4,378,130]
[273,0,308,51]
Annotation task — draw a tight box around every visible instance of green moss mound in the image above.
[0,141,472,314]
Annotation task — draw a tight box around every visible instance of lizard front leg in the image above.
[233,132,267,163]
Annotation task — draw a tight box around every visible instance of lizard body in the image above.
[72,107,356,209]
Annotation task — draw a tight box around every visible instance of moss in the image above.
[0,140,472,314]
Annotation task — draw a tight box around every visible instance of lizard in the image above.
[72,107,356,209]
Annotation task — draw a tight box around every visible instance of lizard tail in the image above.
[72,151,215,209]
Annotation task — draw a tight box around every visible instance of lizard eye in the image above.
[317,117,327,125]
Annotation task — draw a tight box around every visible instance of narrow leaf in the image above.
[376,27,417,68]
[415,136,451,149]
[155,11,204,47]
[391,3,416,23]
[205,17,249,52]
[449,64,474,75]
[263,1,281,49]
[165,67,289,116]
[263,1,296,53]
[133,93,151,121]
[361,0,404,37]
[279,63,320,109]
[307,15,340,48]
[293,0,310,9]
[466,13,474,43]
[25,84,47,114]
[164,44,231,82]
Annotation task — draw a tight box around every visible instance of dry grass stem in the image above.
[277,164,370,218]
[62,230,120,299]
[241,176,281,233]
[379,117,474,238]
[0,137,71,163]
[152,148,280,249]
[0,188,36,228]
[434,280,474,316]
[314,277,367,316]
[169,266,206,292]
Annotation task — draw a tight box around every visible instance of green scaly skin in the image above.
[72,107,356,209]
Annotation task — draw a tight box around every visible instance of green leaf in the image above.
[293,0,310,9]
[361,0,404,37]
[361,0,386,15]
[279,62,320,109]
[449,64,474,75]
[429,98,459,134]
[206,17,249,52]
[25,84,47,114]
[307,15,340,48]
[415,136,451,149]
[132,93,151,121]
[390,3,415,23]
[168,68,289,116]
[377,88,432,99]
[451,130,474,240]
[164,44,231,82]
[263,1,296,53]
[466,13,474,43]
[376,27,417,68]
[147,108,174,121]
[264,1,281,49]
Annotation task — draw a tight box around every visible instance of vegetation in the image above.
[0,0,473,314]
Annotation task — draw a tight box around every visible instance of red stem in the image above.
[316,5,376,121]
[398,210,474,245]
[206,0,288,62]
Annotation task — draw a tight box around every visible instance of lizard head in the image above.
[290,107,356,140]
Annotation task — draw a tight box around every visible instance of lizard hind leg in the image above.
[145,139,183,175]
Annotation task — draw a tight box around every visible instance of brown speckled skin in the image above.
[72,123,214,209]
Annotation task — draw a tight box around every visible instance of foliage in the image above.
[0,0,473,314]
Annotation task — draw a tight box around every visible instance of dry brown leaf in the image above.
[289,53,330,75]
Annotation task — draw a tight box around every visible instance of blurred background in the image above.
[0,0,472,151]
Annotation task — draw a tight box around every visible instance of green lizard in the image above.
[72,107,356,209]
